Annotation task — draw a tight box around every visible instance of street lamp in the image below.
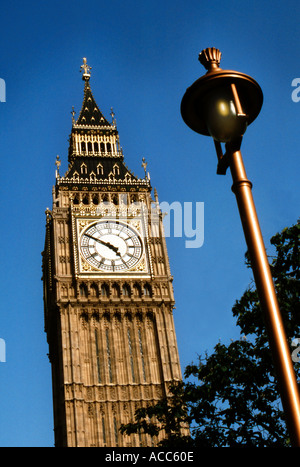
[181,47,300,447]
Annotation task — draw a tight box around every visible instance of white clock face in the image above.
[79,220,143,272]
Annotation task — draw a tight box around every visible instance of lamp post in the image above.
[181,47,300,447]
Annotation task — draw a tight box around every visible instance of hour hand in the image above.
[85,233,120,255]
[105,241,121,256]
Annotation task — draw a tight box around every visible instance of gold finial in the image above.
[80,57,92,81]
[110,107,116,125]
[142,157,148,177]
[45,208,52,222]
[71,106,76,123]
[55,155,61,179]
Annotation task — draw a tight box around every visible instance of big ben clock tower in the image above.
[42,59,183,447]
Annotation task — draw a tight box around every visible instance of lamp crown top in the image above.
[199,47,222,71]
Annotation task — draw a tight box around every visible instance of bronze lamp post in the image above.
[181,47,300,446]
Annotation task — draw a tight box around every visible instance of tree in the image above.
[119,380,193,447]
[120,222,300,447]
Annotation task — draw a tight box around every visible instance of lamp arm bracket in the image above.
[214,140,229,175]
[226,137,243,153]
[215,137,243,175]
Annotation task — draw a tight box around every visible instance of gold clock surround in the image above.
[73,215,150,276]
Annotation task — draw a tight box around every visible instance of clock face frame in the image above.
[79,220,143,273]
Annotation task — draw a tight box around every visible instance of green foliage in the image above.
[184,340,287,447]
[119,380,193,447]
[120,222,300,447]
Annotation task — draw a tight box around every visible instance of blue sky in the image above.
[0,0,299,447]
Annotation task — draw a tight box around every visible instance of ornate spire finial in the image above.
[71,106,76,124]
[80,57,92,81]
[55,155,61,179]
[45,208,52,223]
[110,107,116,125]
[198,47,222,72]
[142,157,148,177]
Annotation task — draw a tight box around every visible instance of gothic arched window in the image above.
[144,283,152,297]
[92,194,99,205]
[113,163,120,176]
[122,284,131,297]
[80,163,87,175]
[112,283,120,298]
[112,194,118,205]
[101,283,109,297]
[97,163,104,175]
[73,193,79,204]
[82,195,89,205]
[90,283,99,297]
[133,283,142,298]
[79,283,88,298]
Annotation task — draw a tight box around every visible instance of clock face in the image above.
[79,220,143,272]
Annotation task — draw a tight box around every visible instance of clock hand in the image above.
[85,233,121,256]
[105,242,121,256]
[84,233,104,244]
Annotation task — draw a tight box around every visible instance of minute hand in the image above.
[85,233,120,255]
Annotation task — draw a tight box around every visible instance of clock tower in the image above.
[42,59,182,447]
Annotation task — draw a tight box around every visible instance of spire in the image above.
[60,57,152,192]
[75,58,110,127]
